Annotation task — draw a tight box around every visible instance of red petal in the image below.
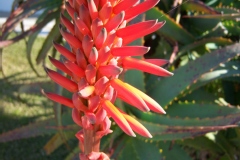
[94,76,109,95]
[110,79,149,111]
[122,57,173,76]
[89,47,98,64]
[48,56,72,76]
[72,108,83,126]
[85,64,96,84]
[105,11,125,32]
[74,14,91,36]
[82,35,94,57]
[45,68,78,92]
[42,90,74,108]
[99,65,122,77]
[125,83,166,114]
[121,111,152,138]
[116,20,157,37]
[122,21,165,45]
[144,59,169,66]
[99,2,112,24]
[72,92,88,112]
[60,25,82,49]
[95,28,107,49]
[111,46,150,57]
[76,49,88,69]
[65,2,75,19]
[91,18,103,39]
[79,4,91,27]
[102,100,136,137]
[88,0,98,20]
[124,0,160,21]
[64,60,85,78]
[113,0,139,14]
[60,13,74,35]
[53,42,76,61]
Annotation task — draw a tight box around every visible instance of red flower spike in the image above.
[113,0,139,14]
[124,83,166,114]
[78,85,95,98]
[144,59,169,66]
[82,35,94,57]
[122,57,173,77]
[102,100,136,137]
[95,28,107,49]
[72,92,88,112]
[105,11,125,32]
[45,68,78,92]
[79,4,91,28]
[88,95,101,112]
[116,20,157,37]
[123,21,165,45]
[65,1,75,19]
[42,90,74,108]
[60,25,82,49]
[60,13,75,35]
[121,111,152,138]
[76,49,88,69]
[99,2,112,24]
[99,65,123,77]
[88,0,98,20]
[48,56,73,76]
[72,108,83,126]
[111,46,150,57]
[74,13,91,36]
[85,64,97,84]
[110,78,150,112]
[89,47,98,64]
[94,76,109,95]
[53,42,76,61]
[124,0,160,21]
[64,60,85,78]
[44,0,173,157]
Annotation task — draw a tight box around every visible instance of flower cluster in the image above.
[42,0,173,159]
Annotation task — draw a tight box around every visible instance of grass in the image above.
[0,35,78,160]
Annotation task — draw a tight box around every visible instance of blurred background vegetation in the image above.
[0,0,239,159]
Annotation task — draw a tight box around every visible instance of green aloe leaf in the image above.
[183,13,240,20]
[176,37,233,60]
[187,61,240,92]
[146,7,195,44]
[178,136,223,154]
[182,0,219,14]
[36,16,60,64]
[111,137,162,160]
[147,43,240,107]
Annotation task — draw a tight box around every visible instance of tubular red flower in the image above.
[102,100,136,137]
[110,78,150,112]
[42,90,74,108]
[122,57,173,77]
[111,46,150,57]
[45,68,78,92]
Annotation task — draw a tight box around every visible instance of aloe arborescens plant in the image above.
[42,0,172,159]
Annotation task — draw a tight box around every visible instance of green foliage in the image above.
[0,0,240,159]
